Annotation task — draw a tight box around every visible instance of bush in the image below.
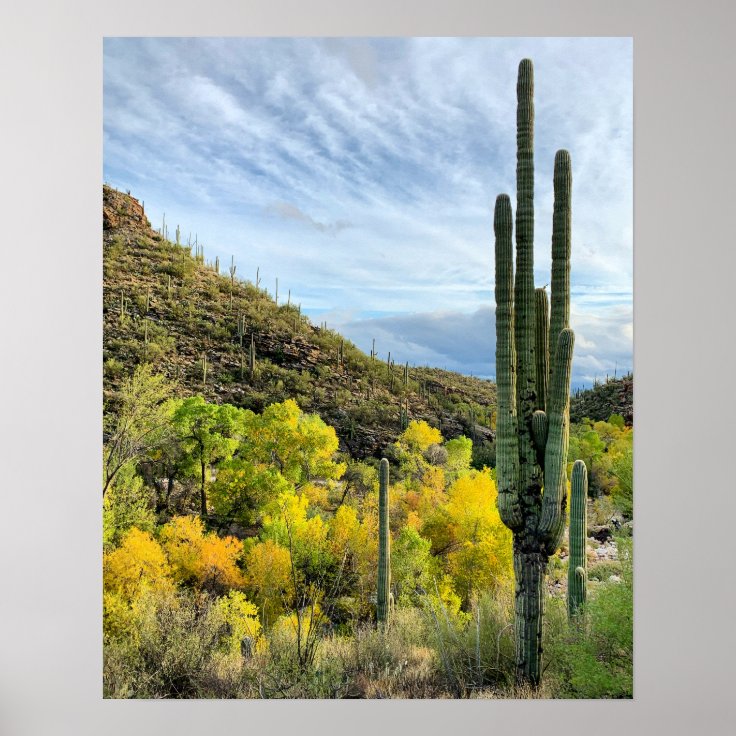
[420,588,515,697]
[104,588,251,698]
[545,536,633,698]
[588,560,623,581]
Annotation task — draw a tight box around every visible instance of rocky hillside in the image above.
[569,375,634,426]
[103,185,497,458]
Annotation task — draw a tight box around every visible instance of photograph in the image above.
[102,37,633,699]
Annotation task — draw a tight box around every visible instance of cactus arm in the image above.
[531,409,548,461]
[514,58,537,422]
[538,328,574,539]
[535,288,549,410]
[494,194,522,531]
[567,460,588,618]
[548,150,572,390]
[377,458,391,624]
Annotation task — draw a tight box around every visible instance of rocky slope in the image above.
[103,185,497,458]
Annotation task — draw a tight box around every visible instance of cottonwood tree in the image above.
[170,397,245,516]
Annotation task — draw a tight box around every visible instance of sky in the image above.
[103,37,632,388]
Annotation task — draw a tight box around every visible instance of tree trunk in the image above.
[200,461,207,516]
[513,546,548,685]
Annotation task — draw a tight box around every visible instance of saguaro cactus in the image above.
[377,458,391,625]
[567,460,588,618]
[494,59,575,685]
[200,352,208,387]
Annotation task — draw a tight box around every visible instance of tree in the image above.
[171,397,245,515]
[209,459,291,527]
[103,527,172,600]
[213,591,262,656]
[103,365,174,496]
[422,469,513,607]
[103,463,156,550]
[391,526,433,605]
[159,515,245,593]
[240,399,345,486]
[243,539,293,625]
[444,436,473,479]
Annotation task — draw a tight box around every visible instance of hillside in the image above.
[569,375,634,426]
[103,185,498,459]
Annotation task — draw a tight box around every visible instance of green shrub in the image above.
[588,560,623,581]
[545,536,632,698]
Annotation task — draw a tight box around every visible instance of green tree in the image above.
[171,397,245,515]
[103,365,174,496]
[103,463,156,550]
[240,399,345,486]
[209,459,291,526]
[444,436,473,479]
[392,526,433,606]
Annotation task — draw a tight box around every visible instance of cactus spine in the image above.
[377,458,391,625]
[494,59,575,685]
[567,460,588,618]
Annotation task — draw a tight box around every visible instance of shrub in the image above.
[420,587,515,697]
[588,560,623,581]
[545,536,633,698]
[104,589,247,698]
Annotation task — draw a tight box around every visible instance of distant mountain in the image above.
[103,185,497,459]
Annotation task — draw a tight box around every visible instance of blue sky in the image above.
[104,37,632,388]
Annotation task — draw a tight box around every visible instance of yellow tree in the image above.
[422,469,513,606]
[159,515,245,593]
[242,539,293,625]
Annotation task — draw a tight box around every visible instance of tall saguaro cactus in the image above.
[376,458,391,625]
[494,59,575,685]
[567,460,588,618]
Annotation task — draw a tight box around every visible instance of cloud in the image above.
[329,301,631,389]
[265,201,353,236]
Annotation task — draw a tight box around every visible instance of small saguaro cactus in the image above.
[201,353,208,387]
[567,460,588,618]
[377,458,391,625]
[494,59,575,685]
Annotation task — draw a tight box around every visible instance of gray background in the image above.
[1,0,734,734]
